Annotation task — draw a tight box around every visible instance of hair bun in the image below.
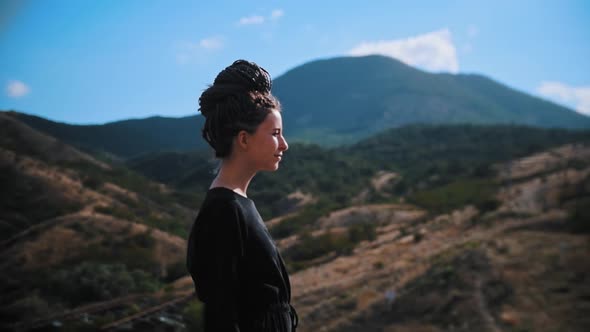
[198,59,281,158]
[213,60,272,93]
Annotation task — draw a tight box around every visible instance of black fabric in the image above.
[187,187,297,331]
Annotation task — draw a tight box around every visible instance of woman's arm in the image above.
[187,200,246,331]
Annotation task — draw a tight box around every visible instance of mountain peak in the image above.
[271,55,589,145]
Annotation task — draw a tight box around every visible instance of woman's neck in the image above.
[210,157,256,197]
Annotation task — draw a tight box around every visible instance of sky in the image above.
[1,0,589,124]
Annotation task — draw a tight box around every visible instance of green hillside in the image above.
[128,124,590,225]
[4,111,206,158]
[345,123,590,185]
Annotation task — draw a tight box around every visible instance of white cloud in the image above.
[271,9,284,20]
[467,25,479,38]
[176,53,191,65]
[461,25,478,54]
[175,36,224,64]
[6,80,30,98]
[238,9,284,26]
[349,29,459,73]
[537,81,590,115]
[238,15,265,26]
[177,37,224,52]
[462,43,473,54]
[199,36,223,50]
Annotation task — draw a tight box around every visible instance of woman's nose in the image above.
[280,136,288,151]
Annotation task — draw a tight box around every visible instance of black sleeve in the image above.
[187,200,246,332]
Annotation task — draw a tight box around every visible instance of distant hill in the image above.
[4,55,590,156]
[3,111,206,158]
[0,113,198,240]
[273,55,590,144]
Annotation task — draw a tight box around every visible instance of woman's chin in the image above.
[266,163,280,172]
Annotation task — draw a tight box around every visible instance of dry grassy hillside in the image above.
[280,144,590,332]
[0,115,193,328]
[165,144,589,332]
[1,111,588,331]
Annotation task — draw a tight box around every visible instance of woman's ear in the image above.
[236,130,250,150]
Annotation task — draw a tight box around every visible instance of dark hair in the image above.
[199,60,281,158]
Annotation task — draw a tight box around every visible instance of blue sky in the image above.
[1,0,589,124]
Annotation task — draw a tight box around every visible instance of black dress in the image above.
[186,187,298,331]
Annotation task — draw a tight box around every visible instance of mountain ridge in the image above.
[3,55,590,157]
[273,55,589,144]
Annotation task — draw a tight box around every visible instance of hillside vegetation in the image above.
[1,111,589,331]
[0,115,195,328]
[127,124,590,274]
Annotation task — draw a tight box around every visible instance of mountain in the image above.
[3,111,206,158]
[273,55,590,144]
[4,55,590,157]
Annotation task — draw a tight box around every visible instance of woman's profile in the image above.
[186,60,297,331]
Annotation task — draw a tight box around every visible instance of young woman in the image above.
[186,60,298,331]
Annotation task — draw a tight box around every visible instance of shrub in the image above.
[475,198,500,213]
[165,261,188,283]
[270,201,337,239]
[348,223,377,243]
[49,262,160,306]
[567,198,590,233]
[409,178,497,214]
[183,299,204,331]
[82,175,102,189]
[283,222,378,271]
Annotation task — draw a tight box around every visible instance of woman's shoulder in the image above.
[196,187,254,228]
[202,187,255,211]
[191,189,250,244]
[203,187,238,205]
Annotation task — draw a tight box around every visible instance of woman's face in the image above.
[246,110,288,172]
